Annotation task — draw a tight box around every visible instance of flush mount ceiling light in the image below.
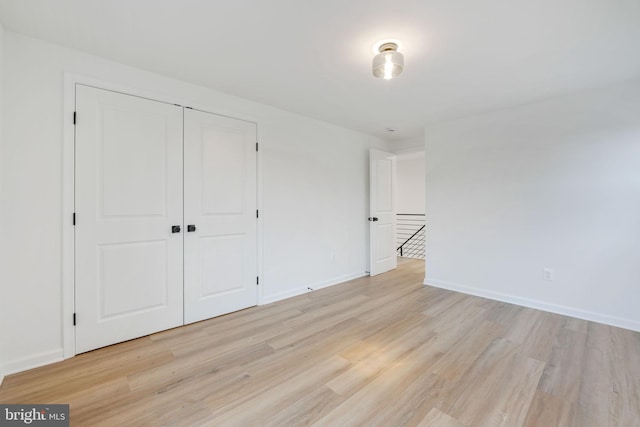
[372,42,404,79]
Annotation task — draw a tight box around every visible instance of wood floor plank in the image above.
[537,327,587,402]
[339,313,429,362]
[442,337,545,427]
[521,390,580,427]
[510,311,563,362]
[428,319,502,381]
[327,326,435,396]
[1,258,639,426]
[417,408,468,427]
[312,334,443,426]
[577,322,640,427]
[261,385,344,427]
[366,372,450,426]
[209,356,349,425]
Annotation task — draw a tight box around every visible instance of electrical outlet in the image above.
[543,268,554,281]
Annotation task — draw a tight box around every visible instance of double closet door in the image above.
[74,85,257,353]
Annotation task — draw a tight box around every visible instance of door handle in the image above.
[171,225,181,233]
[187,224,196,232]
[368,217,379,222]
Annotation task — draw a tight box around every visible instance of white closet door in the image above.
[75,85,184,353]
[183,109,258,324]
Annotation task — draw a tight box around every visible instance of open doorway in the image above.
[395,150,425,260]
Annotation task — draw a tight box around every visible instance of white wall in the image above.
[0,31,388,374]
[396,151,425,214]
[390,136,424,154]
[425,81,640,331]
[261,118,379,302]
[0,23,5,385]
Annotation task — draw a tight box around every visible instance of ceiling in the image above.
[1,0,639,141]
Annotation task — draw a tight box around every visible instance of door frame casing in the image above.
[62,73,264,359]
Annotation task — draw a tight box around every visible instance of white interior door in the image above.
[183,109,258,324]
[75,85,184,353]
[369,149,397,276]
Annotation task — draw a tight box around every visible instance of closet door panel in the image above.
[75,85,184,353]
[184,109,258,324]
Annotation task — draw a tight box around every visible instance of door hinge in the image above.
[73,313,76,326]
[73,111,76,125]
[256,142,259,152]
[257,276,259,285]
[256,209,259,218]
[73,212,76,225]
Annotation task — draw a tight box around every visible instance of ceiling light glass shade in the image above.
[372,43,404,79]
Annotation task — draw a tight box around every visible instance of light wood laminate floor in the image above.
[1,259,639,426]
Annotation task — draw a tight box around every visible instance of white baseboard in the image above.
[0,365,4,386]
[425,277,640,332]
[2,349,64,377]
[262,271,368,305]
